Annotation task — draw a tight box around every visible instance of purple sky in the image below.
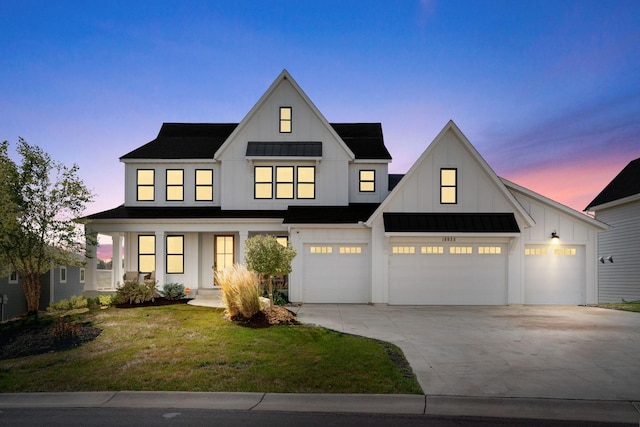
[2,0,639,215]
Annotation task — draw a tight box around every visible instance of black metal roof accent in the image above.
[283,203,380,224]
[246,141,322,157]
[585,157,640,210]
[383,213,520,233]
[388,174,404,191]
[120,122,391,160]
[84,206,286,220]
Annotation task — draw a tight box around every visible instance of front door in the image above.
[214,235,234,286]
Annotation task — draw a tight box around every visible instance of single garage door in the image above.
[389,243,507,305]
[524,245,585,304]
[302,243,369,303]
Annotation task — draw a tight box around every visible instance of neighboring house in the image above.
[585,158,640,303]
[0,265,85,320]
[84,70,607,305]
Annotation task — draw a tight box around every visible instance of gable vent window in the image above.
[195,169,213,201]
[137,169,155,201]
[166,169,184,201]
[359,170,376,192]
[279,107,292,133]
[440,168,457,204]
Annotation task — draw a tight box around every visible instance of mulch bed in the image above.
[229,305,299,328]
[114,297,191,309]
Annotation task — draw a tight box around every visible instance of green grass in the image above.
[0,305,422,394]
[598,301,640,313]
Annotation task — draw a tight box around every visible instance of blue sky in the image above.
[1,0,639,214]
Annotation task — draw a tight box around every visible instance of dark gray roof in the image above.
[246,141,322,157]
[85,203,379,224]
[585,157,640,210]
[389,174,404,191]
[383,213,520,233]
[283,204,380,224]
[121,122,391,160]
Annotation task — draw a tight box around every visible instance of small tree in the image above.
[0,138,95,315]
[244,235,296,309]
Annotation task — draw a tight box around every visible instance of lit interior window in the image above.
[359,170,375,192]
[195,169,213,201]
[479,246,502,254]
[166,235,184,274]
[166,170,184,201]
[421,246,444,254]
[450,246,472,254]
[554,247,577,256]
[310,246,332,254]
[339,246,362,254]
[525,247,547,256]
[440,168,457,204]
[255,166,273,199]
[138,235,156,274]
[280,107,292,133]
[276,166,294,199]
[392,246,415,254]
[137,169,155,201]
[297,166,315,199]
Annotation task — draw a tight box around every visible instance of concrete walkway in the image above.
[295,304,640,401]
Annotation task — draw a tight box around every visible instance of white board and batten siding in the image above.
[593,201,640,303]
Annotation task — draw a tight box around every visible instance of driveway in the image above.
[295,305,640,400]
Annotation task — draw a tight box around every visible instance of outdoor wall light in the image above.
[599,256,605,263]
[551,231,559,240]
[607,256,614,263]
[598,256,614,263]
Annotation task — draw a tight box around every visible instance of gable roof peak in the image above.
[585,156,640,211]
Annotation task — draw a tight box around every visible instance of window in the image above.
[60,267,67,283]
[450,246,472,254]
[276,166,294,199]
[554,247,577,256]
[310,246,332,254]
[421,246,444,254]
[138,235,156,274]
[339,246,362,254]
[166,169,184,201]
[392,246,415,254]
[137,169,155,201]
[80,268,85,283]
[166,235,184,274]
[359,170,376,192]
[255,166,273,199]
[9,271,18,284]
[297,166,315,199]
[479,246,502,255]
[440,168,457,204]
[525,247,547,256]
[279,107,292,133]
[276,237,288,247]
[195,169,213,201]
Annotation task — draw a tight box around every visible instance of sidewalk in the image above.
[0,392,638,423]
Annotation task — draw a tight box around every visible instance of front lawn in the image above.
[0,305,422,394]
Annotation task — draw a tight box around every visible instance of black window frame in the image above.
[166,235,184,274]
[296,166,316,199]
[195,169,214,201]
[254,166,273,199]
[138,234,156,274]
[136,169,155,201]
[440,168,458,205]
[275,166,295,199]
[165,169,184,202]
[279,106,292,133]
[359,169,376,192]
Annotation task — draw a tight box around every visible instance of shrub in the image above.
[47,295,88,312]
[263,289,288,306]
[50,317,80,343]
[162,283,187,300]
[114,280,159,305]
[98,294,114,308]
[215,264,261,319]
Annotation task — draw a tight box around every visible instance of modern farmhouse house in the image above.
[84,70,607,305]
[585,157,640,303]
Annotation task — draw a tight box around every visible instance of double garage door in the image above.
[389,241,508,305]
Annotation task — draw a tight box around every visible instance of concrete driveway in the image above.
[295,305,640,400]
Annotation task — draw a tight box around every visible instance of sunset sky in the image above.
[1,0,639,216]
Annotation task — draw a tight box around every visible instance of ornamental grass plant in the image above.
[215,264,262,319]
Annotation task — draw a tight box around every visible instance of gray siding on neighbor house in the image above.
[595,201,640,303]
[50,266,85,304]
[0,278,28,321]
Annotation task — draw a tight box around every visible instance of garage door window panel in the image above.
[421,246,444,254]
[450,246,472,254]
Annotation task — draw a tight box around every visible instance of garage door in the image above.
[302,244,369,303]
[524,245,585,304]
[389,243,507,305]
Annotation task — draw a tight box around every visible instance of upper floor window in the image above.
[255,166,273,199]
[279,107,292,133]
[137,169,155,201]
[195,169,213,201]
[80,268,85,283]
[297,166,315,199]
[138,235,156,274]
[166,169,184,201]
[9,271,18,284]
[440,168,457,204]
[276,166,294,199]
[254,165,315,199]
[359,170,376,192]
[60,266,67,283]
[166,235,184,274]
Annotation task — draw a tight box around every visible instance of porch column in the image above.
[155,232,165,288]
[112,233,124,288]
[85,230,98,292]
[238,231,248,265]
